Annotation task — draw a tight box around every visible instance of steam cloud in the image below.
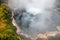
[8,0,60,36]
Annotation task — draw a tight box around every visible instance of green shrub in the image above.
[0,3,23,40]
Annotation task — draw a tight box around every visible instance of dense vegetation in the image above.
[0,2,24,40]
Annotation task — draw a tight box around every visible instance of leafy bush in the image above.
[0,2,23,40]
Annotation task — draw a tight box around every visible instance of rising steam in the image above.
[8,0,60,37]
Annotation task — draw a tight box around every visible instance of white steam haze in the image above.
[8,0,60,37]
[8,0,55,10]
